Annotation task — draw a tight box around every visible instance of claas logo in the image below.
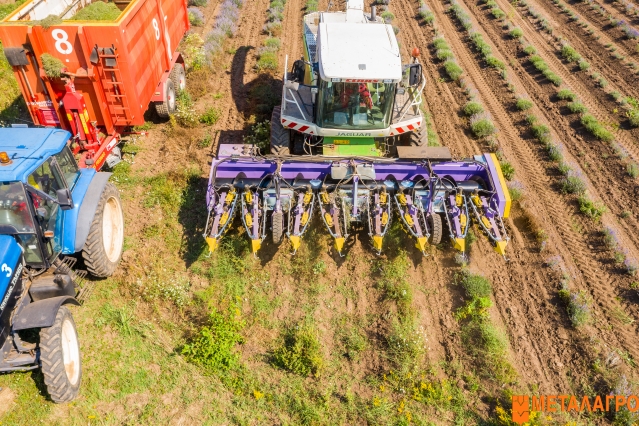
[511,395,530,425]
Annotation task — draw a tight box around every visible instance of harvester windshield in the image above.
[317,80,395,130]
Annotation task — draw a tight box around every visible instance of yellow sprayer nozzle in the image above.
[334,237,345,254]
[494,240,508,256]
[251,239,262,253]
[373,235,383,252]
[289,235,301,252]
[415,236,428,253]
[206,237,218,252]
[453,238,465,252]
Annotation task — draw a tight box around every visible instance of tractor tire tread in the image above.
[429,213,443,245]
[270,106,290,156]
[82,182,123,278]
[155,79,176,118]
[409,123,428,147]
[39,306,81,403]
[170,63,186,92]
[272,211,284,244]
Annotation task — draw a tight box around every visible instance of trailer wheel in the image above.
[272,211,284,244]
[428,214,442,245]
[270,106,290,156]
[82,183,124,278]
[155,79,176,118]
[40,306,81,403]
[170,63,186,92]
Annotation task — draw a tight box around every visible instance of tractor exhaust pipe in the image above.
[371,5,376,21]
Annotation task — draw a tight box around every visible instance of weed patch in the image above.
[182,304,245,373]
[273,323,324,377]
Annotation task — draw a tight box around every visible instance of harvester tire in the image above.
[82,183,124,278]
[155,78,176,118]
[428,214,442,245]
[170,63,186,92]
[40,306,81,403]
[409,125,428,147]
[270,106,290,156]
[272,211,284,244]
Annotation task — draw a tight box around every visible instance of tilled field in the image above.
[0,0,638,423]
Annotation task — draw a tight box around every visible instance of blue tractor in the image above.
[0,127,124,402]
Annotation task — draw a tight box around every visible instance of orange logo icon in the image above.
[512,395,530,425]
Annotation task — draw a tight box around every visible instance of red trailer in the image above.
[0,0,189,169]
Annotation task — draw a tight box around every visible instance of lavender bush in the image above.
[188,7,205,27]
[204,0,242,63]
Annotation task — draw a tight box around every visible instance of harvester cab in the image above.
[205,0,511,257]
[0,127,124,402]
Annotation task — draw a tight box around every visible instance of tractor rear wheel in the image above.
[272,211,284,244]
[270,106,290,156]
[40,306,81,403]
[170,63,186,92]
[155,78,176,118]
[428,214,442,245]
[82,183,124,278]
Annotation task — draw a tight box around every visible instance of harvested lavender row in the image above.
[204,0,245,63]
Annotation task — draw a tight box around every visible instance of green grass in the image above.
[200,106,221,125]
[70,1,122,20]
[272,322,324,377]
[463,101,484,116]
[515,97,533,111]
[500,161,515,180]
[256,50,278,71]
[561,44,581,62]
[578,194,607,220]
[444,60,464,80]
[567,101,587,113]
[40,53,64,78]
[509,27,523,38]
[556,89,576,101]
[470,116,496,138]
[435,48,455,61]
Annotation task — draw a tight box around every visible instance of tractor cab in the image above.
[0,131,80,270]
[0,146,77,269]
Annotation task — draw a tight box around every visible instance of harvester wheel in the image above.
[170,63,186,92]
[39,306,81,403]
[155,78,176,118]
[428,214,443,245]
[82,182,124,278]
[270,106,290,156]
[409,125,428,147]
[272,211,284,244]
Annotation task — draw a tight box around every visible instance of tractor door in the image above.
[26,158,70,264]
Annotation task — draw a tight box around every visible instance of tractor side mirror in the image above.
[57,188,74,210]
[402,64,423,87]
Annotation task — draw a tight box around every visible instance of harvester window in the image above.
[54,147,80,188]
[317,80,395,130]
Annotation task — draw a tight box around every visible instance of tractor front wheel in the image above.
[270,106,290,155]
[272,211,284,244]
[82,183,124,278]
[40,306,81,403]
[428,214,442,245]
[155,78,176,118]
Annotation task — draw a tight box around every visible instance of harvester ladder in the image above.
[97,49,133,125]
